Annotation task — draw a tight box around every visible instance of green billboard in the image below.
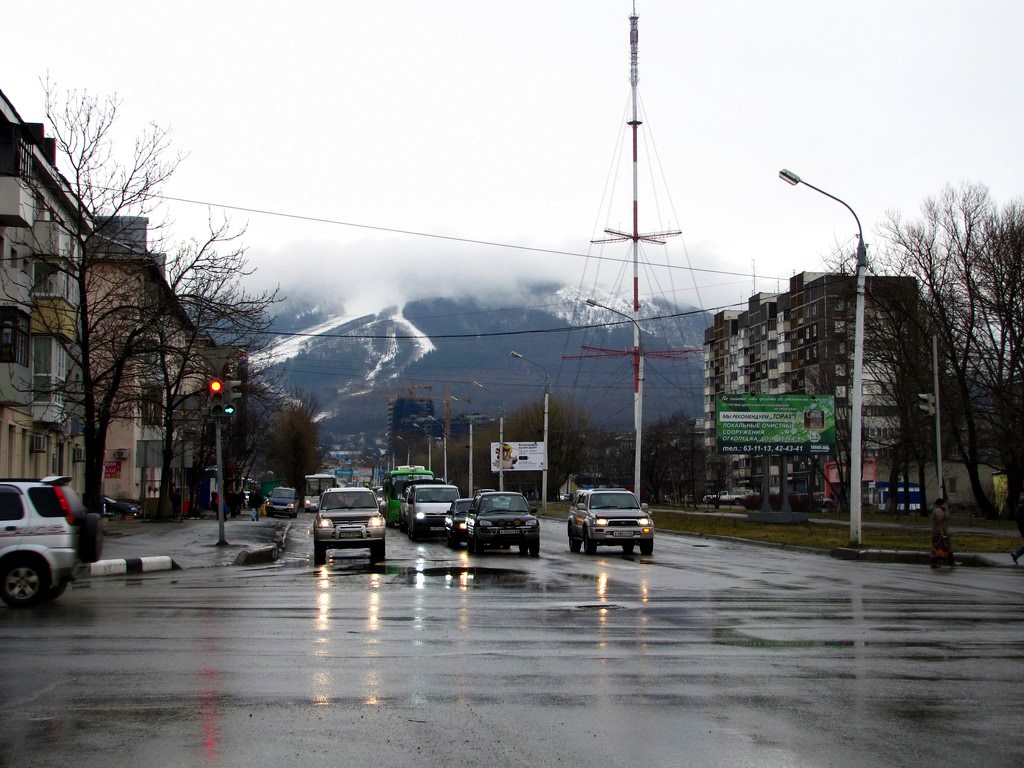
[715,394,836,455]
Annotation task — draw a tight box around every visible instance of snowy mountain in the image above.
[263,283,710,443]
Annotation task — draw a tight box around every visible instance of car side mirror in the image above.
[641,503,649,512]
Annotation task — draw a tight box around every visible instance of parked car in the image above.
[102,495,140,518]
[0,476,103,607]
[265,487,298,518]
[444,498,474,548]
[403,483,460,541]
[568,488,654,555]
[312,487,385,565]
[466,492,540,557]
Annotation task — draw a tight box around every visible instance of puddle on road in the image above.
[292,559,538,589]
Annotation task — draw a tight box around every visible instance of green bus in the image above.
[381,465,434,526]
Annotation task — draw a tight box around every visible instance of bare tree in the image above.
[28,82,183,514]
[149,216,280,516]
[263,393,323,502]
[878,183,1024,517]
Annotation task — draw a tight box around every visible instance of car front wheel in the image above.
[639,540,654,556]
[568,526,582,553]
[583,528,598,555]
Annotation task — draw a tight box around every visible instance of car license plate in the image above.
[497,529,521,535]
[611,531,634,537]
[336,530,361,538]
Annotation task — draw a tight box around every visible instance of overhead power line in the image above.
[157,193,777,283]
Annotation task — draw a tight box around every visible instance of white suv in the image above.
[312,487,385,565]
[0,476,103,607]
[567,489,654,555]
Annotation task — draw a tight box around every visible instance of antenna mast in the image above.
[589,5,681,499]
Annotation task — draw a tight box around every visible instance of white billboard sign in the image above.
[489,441,546,472]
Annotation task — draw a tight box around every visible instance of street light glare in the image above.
[779,168,801,186]
[509,351,523,359]
[585,298,599,307]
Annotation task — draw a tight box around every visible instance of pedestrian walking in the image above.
[1011,498,1024,564]
[930,497,955,568]
[250,491,262,521]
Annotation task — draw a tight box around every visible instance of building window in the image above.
[0,307,30,365]
[32,336,69,399]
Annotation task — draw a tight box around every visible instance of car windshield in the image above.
[271,488,295,500]
[417,487,459,503]
[320,491,377,510]
[589,492,639,510]
[477,495,530,514]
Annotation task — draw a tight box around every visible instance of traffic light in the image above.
[222,380,242,416]
[208,379,226,416]
[917,393,936,415]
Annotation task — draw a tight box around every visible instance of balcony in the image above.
[0,175,35,227]
[32,374,65,424]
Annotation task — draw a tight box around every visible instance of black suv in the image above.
[0,476,102,607]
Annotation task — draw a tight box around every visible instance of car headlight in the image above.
[526,518,539,527]
[477,520,492,528]
[594,517,609,526]
[317,518,334,528]
[638,517,652,526]
[457,521,467,530]
[415,511,425,520]
[368,515,385,528]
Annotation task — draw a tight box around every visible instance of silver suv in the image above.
[312,487,385,565]
[567,489,654,555]
[0,476,103,607]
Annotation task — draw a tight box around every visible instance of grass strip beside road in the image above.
[650,508,1020,552]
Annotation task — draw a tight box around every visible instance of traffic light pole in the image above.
[215,417,228,546]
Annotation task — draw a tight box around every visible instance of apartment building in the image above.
[703,271,915,502]
[0,89,86,483]
[2,90,200,509]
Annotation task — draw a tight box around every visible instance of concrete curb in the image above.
[233,520,292,566]
[88,556,180,576]
[830,548,999,566]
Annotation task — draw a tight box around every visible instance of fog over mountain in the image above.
[262,281,710,444]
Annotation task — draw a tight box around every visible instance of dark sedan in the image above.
[102,495,140,518]
[444,498,474,548]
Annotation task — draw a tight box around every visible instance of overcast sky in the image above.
[5,1,1023,317]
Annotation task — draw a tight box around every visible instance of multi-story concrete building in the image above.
[2,90,201,511]
[703,271,915,504]
[1,89,86,483]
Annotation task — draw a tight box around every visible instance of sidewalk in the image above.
[91,515,292,574]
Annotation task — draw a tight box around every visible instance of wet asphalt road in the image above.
[2,517,1023,767]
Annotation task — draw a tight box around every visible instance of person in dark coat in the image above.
[1011,498,1024,565]
[930,497,955,568]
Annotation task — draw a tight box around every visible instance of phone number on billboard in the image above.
[720,444,832,455]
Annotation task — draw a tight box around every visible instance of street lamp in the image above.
[473,380,505,491]
[586,298,644,500]
[510,351,549,514]
[426,415,447,481]
[779,168,867,545]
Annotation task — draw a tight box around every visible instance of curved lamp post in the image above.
[510,351,549,514]
[586,297,644,500]
[779,168,867,545]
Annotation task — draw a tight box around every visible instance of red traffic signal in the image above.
[209,379,224,395]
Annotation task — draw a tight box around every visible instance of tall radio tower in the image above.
[587,5,683,499]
